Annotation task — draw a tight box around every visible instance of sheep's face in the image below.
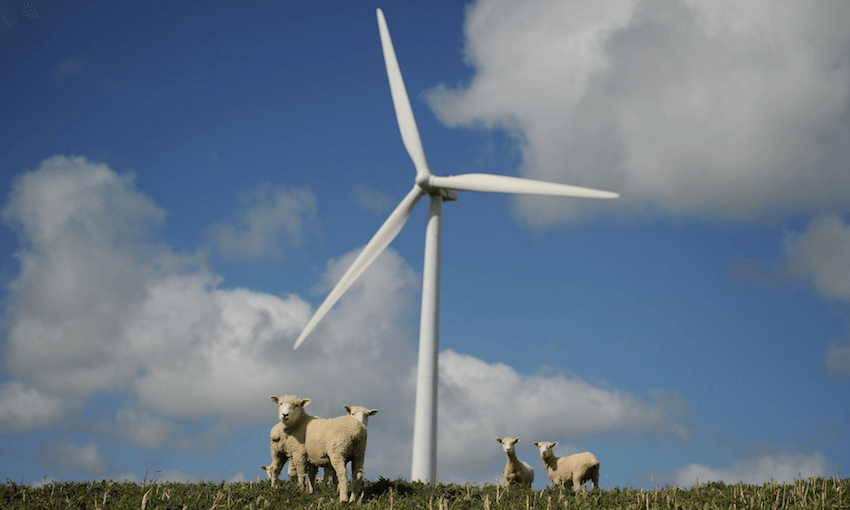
[497,437,520,455]
[270,395,310,427]
[344,405,378,427]
[533,441,558,461]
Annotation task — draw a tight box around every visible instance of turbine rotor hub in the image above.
[417,176,458,201]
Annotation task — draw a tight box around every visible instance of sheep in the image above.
[260,421,289,487]
[274,404,379,488]
[316,405,379,486]
[497,437,534,487]
[268,395,368,503]
[262,419,320,485]
[533,441,599,491]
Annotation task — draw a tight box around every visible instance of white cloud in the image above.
[0,155,420,426]
[205,183,317,260]
[0,381,68,433]
[778,215,850,380]
[105,407,179,450]
[37,441,109,476]
[428,0,850,225]
[2,155,167,396]
[782,215,850,301]
[127,279,316,421]
[673,451,828,486]
[0,155,692,483]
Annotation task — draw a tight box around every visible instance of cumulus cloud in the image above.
[102,407,180,450]
[0,155,691,482]
[427,0,850,225]
[777,215,850,379]
[782,215,850,301]
[0,381,68,433]
[37,441,110,476]
[0,156,418,426]
[674,451,828,486]
[2,155,168,396]
[127,281,315,420]
[0,155,420,434]
[205,183,317,260]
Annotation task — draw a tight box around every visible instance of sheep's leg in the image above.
[349,457,364,503]
[266,451,286,486]
[573,474,585,492]
[307,464,318,490]
[303,472,314,494]
[293,458,313,493]
[260,465,277,487]
[330,457,349,502]
[265,445,286,486]
[322,466,338,486]
[270,461,281,486]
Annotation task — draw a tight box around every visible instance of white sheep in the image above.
[345,405,378,426]
[533,441,599,491]
[317,405,379,485]
[496,437,534,487]
[267,395,368,503]
[260,421,290,486]
[265,403,378,487]
[262,421,314,485]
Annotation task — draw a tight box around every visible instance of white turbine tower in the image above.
[293,8,619,483]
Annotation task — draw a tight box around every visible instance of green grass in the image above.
[1,476,847,509]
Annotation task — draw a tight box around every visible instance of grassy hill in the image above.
[2,476,847,509]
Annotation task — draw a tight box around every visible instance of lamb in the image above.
[533,441,599,491]
[263,403,378,487]
[317,405,379,485]
[497,437,534,487]
[307,405,379,486]
[260,421,289,487]
[266,395,368,502]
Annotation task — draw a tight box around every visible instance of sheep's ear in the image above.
[551,441,558,448]
[515,437,521,443]
[344,405,352,413]
[301,398,311,407]
[368,409,378,416]
[496,438,503,443]
[532,441,540,447]
[270,395,279,404]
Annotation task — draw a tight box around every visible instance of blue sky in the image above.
[1,0,848,489]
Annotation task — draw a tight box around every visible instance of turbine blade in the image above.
[377,8,431,182]
[294,185,426,349]
[428,174,619,199]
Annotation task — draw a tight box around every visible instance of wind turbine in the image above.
[293,8,619,483]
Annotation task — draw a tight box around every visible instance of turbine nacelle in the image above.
[418,179,458,201]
